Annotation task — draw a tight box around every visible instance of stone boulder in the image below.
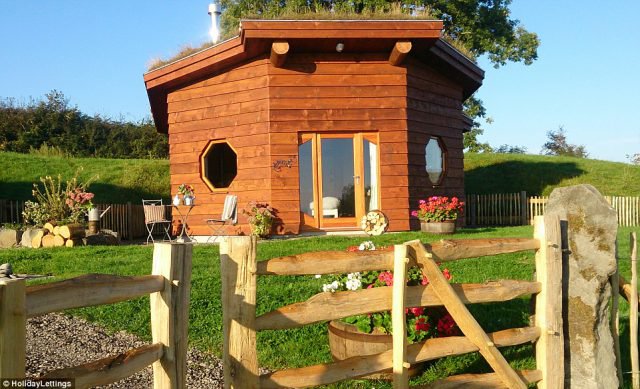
[545,184,618,388]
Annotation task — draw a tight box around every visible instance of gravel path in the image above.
[26,313,224,388]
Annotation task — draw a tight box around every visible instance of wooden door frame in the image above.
[299,132,380,231]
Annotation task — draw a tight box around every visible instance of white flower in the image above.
[347,272,361,280]
[358,241,376,251]
[322,280,341,293]
[315,274,322,279]
[345,278,362,291]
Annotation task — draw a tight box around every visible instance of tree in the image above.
[629,153,640,165]
[494,144,527,154]
[219,0,539,151]
[541,126,588,158]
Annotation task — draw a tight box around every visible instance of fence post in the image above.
[533,215,564,388]
[469,195,477,227]
[220,236,258,389]
[392,244,408,388]
[150,243,193,389]
[127,202,133,241]
[0,278,26,378]
[520,191,528,225]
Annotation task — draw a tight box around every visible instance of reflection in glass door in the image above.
[298,133,379,230]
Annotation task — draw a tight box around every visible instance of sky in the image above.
[1,1,638,163]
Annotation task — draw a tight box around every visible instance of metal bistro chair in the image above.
[205,194,238,243]
[142,199,172,244]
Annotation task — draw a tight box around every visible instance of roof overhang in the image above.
[144,20,483,133]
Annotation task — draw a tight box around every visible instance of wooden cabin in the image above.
[144,20,483,236]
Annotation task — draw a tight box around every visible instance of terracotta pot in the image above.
[420,220,456,234]
[328,320,424,380]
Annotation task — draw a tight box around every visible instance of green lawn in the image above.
[0,151,169,203]
[465,153,640,196]
[2,226,638,387]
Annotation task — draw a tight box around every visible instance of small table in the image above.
[172,204,195,243]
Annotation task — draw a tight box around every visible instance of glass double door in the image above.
[299,133,379,230]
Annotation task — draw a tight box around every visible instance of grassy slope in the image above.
[0,151,170,203]
[465,153,640,196]
[3,151,640,204]
[3,227,638,387]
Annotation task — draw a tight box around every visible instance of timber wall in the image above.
[164,52,468,235]
[166,56,271,236]
[406,56,467,229]
[267,52,410,233]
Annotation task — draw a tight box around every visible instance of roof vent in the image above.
[208,0,222,43]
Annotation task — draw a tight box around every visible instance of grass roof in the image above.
[147,8,475,71]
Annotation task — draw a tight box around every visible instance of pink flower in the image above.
[421,276,429,285]
[415,317,430,332]
[442,269,451,281]
[437,313,458,336]
[410,307,424,316]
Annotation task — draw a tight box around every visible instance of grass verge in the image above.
[1,226,637,387]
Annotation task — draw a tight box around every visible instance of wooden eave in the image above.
[144,19,483,133]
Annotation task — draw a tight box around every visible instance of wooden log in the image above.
[59,224,86,239]
[612,240,622,384]
[392,244,408,388]
[260,327,540,388]
[257,238,540,275]
[150,243,193,389]
[65,238,83,247]
[221,236,259,389]
[270,41,289,68]
[415,369,542,388]
[413,241,527,389]
[53,235,66,247]
[26,274,165,318]
[42,343,163,389]
[631,232,639,389]
[256,280,540,330]
[53,225,60,236]
[389,41,412,66]
[44,222,56,234]
[41,234,55,248]
[618,275,640,312]
[31,229,44,248]
[533,215,564,389]
[0,279,26,378]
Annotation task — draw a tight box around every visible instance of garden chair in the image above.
[205,194,237,243]
[142,199,172,244]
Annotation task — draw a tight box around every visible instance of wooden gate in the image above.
[220,214,563,388]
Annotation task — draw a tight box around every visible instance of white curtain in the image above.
[369,142,378,211]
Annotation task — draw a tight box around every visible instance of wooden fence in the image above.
[0,200,160,240]
[0,243,192,389]
[220,215,563,388]
[466,193,640,227]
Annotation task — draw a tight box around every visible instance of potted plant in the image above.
[319,242,458,379]
[243,201,275,238]
[411,196,464,234]
[178,184,195,206]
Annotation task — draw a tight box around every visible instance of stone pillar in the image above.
[545,184,618,388]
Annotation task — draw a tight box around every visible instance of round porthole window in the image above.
[425,137,445,186]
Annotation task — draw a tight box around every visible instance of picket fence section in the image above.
[467,193,640,227]
[0,201,163,240]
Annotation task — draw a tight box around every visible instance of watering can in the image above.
[88,206,111,234]
[88,206,111,222]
